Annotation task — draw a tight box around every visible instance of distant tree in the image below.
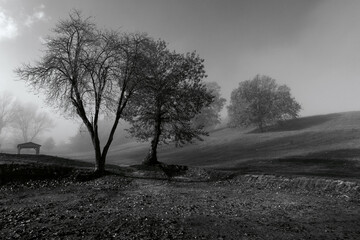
[0,92,15,137]
[227,75,301,132]
[15,10,149,174]
[66,124,94,152]
[191,82,226,130]
[43,137,56,151]
[126,39,213,165]
[12,102,54,142]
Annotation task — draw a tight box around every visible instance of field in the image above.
[1,111,360,239]
[63,111,360,178]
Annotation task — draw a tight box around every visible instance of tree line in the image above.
[14,10,300,174]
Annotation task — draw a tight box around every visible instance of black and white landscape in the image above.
[1,1,360,239]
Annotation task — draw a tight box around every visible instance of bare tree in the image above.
[0,92,15,136]
[12,102,54,142]
[16,10,148,174]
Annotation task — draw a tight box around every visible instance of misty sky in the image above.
[1,0,360,143]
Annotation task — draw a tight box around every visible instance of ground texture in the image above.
[1,167,360,240]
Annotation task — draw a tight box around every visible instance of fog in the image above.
[1,0,360,145]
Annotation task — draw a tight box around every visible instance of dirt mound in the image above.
[231,174,360,197]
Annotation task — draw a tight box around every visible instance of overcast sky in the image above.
[1,0,360,142]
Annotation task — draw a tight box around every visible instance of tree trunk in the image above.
[92,134,105,175]
[143,118,161,166]
[95,155,106,175]
[143,138,159,165]
[258,120,265,133]
[258,124,264,132]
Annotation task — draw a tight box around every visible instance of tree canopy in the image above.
[16,11,150,173]
[126,39,213,165]
[227,75,301,132]
[15,10,213,170]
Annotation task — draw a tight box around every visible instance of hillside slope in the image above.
[65,111,360,171]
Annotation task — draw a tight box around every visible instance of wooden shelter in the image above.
[17,142,41,155]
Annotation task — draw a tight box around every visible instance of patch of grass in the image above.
[249,113,340,133]
[0,153,134,184]
[0,153,94,168]
[155,112,360,170]
[0,163,74,185]
[125,163,190,179]
[304,149,360,159]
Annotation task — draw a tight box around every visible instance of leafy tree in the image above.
[16,11,149,174]
[126,39,213,165]
[12,102,54,142]
[191,82,226,130]
[227,74,301,132]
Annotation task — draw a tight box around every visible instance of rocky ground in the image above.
[1,165,360,240]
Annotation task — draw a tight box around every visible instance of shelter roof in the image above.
[17,142,42,148]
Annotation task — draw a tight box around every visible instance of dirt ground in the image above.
[1,168,360,240]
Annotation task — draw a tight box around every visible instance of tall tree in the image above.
[12,102,54,142]
[227,74,301,132]
[191,82,226,130]
[126,39,213,165]
[16,11,148,174]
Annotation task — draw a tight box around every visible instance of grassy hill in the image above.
[2,112,360,239]
[160,112,360,165]
[59,111,360,178]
